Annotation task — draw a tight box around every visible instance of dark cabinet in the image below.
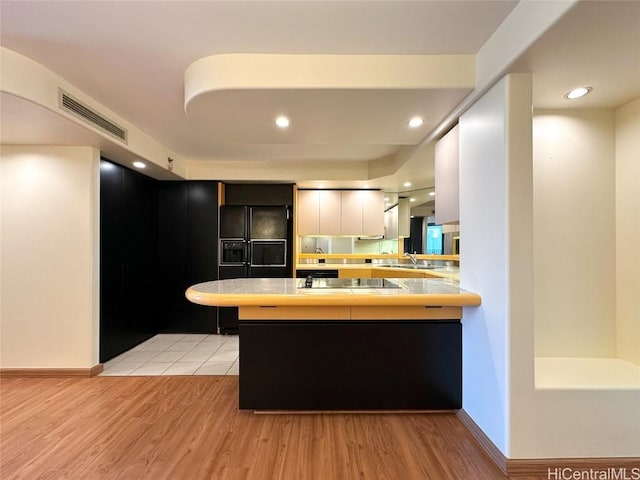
[100,160,158,362]
[296,269,339,279]
[219,205,245,238]
[239,320,462,410]
[157,181,218,333]
[224,183,294,206]
[101,161,220,361]
[100,178,304,357]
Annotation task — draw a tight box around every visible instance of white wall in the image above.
[459,75,640,459]
[615,98,640,365]
[533,110,617,358]
[0,146,100,368]
[459,75,522,456]
[512,108,639,459]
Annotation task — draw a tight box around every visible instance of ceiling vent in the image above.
[58,89,128,144]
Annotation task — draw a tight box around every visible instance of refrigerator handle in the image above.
[245,241,250,266]
[286,206,290,220]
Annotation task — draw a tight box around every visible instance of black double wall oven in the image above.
[218,206,290,333]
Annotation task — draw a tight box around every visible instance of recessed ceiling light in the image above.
[410,197,416,202]
[133,161,146,169]
[384,197,389,202]
[275,116,290,128]
[429,191,436,196]
[408,117,423,128]
[565,87,592,100]
[403,182,411,187]
[410,215,415,218]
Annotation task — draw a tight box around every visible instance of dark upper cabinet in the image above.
[219,205,246,238]
[224,183,294,206]
[158,181,218,333]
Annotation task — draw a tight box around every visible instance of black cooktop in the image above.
[298,278,401,289]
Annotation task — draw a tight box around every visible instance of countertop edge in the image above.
[186,289,481,308]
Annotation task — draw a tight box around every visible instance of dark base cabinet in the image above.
[218,307,239,335]
[296,269,339,279]
[239,320,462,410]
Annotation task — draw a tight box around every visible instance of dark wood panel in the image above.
[219,205,246,238]
[224,183,294,206]
[0,376,546,480]
[157,181,218,334]
[185,182,218,333]
[218,306,239,335]
[122,170,159,348]
[156,182,189,333]
[99,160,158,362]
[239,321,462,410]
[99,162,125,360]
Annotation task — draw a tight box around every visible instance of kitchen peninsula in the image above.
[186,278,480,411]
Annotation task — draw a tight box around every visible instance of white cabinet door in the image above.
[435,124,459,224]
[297,190,320,235]
[385,206,398,239]
[361,190,384,236]
[398,197,411,237]
[318,190,341,235]
[340,191,363,235]
[299,189,384,236]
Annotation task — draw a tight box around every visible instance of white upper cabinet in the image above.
[435,124,460,224]
[340,191,363,235]
[318,190,341,235]
[397,197,411,237]
[297,189,384,236]
[360,190,385,236]
[385,206,398,239]
[297,190,320,235]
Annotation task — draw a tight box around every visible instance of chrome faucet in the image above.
[314,247,325,254]
[403,252,418,265]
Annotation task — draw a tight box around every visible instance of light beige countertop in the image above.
[186,278,480,308]
[295,263,460,280]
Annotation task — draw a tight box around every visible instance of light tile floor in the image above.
[100,334,239,376]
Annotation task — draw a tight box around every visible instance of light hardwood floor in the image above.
[1,376,546,480]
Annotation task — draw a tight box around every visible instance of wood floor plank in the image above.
[1,376,547,480]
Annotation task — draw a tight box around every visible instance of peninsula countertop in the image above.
[185,278,481,307]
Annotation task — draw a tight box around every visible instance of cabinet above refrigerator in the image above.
[219,206,289,240]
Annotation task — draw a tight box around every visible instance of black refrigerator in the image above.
[218,206,291,333]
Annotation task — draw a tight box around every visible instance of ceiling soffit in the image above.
[183,54,475,149]
[184,54,476,96]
